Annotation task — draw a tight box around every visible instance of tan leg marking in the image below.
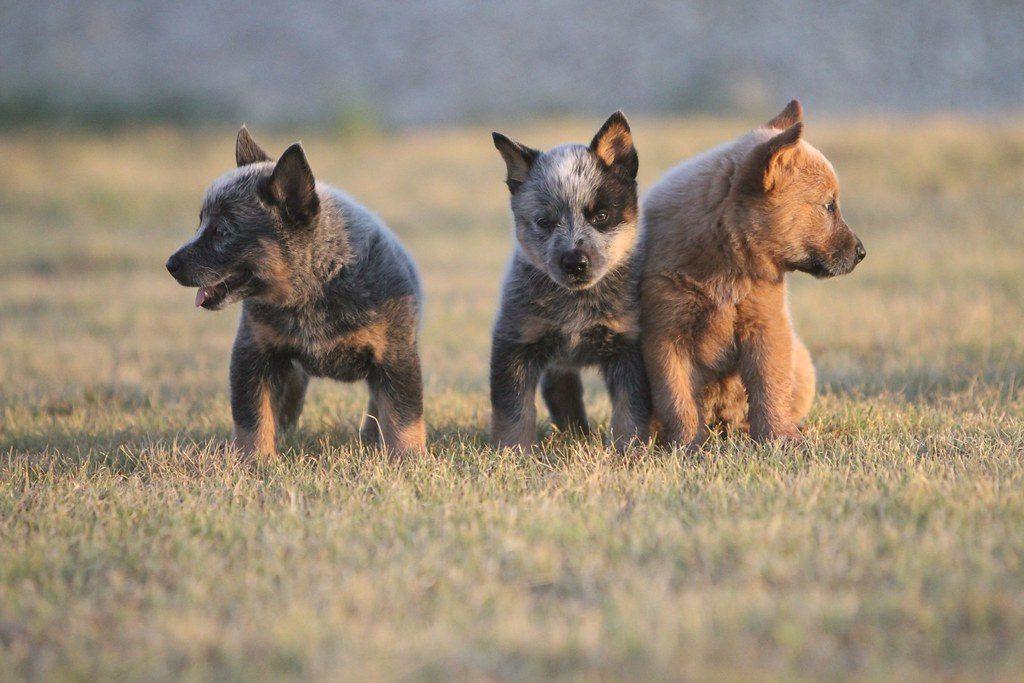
[371,387,426,459]
[233,380,277,457]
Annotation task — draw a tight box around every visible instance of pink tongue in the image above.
[195,287,212,308]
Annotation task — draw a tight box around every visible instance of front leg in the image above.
[366,349,426,458]
[641,321,705,449]
[640,276,709,449]
[229,334,293,458]
[490,335,546,450]
[601,341,652,451]
[736,284,799,440]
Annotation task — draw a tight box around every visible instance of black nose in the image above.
[165,253,183,277]
[855,240,866,262]
[560,250,589,276]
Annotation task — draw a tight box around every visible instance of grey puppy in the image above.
[489,113,651,450]
[166,127,425,458]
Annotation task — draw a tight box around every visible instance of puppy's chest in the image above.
[523,306,638,364]
[249,308,386,380]
[691,303,742,376]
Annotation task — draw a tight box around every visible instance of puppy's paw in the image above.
[386,441,428,462]
[750,422,803,444]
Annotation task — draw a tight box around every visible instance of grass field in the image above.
[1,116,1023,679]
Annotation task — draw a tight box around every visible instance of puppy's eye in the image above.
[591,210,610,226]
[535,217,554,231]
[825,200,837,214]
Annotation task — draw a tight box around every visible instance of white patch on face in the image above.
[541,146,603,217]
[508,144,638,289]
[512,147,596,258]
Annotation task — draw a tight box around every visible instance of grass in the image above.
[1,116,1023,679]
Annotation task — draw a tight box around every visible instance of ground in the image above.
[1,117,1023,679]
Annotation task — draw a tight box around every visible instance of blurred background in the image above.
[2,0,1023,411]
[4,3,1024,680]
[3,1,1023,128]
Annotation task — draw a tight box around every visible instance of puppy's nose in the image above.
[165,253,184,277]
[560,250,589,276]
[854,240,866,262]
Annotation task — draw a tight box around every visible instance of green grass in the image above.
[1,117,1023,679]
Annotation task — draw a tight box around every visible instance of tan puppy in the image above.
[640,101,865,447]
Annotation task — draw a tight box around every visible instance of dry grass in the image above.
[1,116,1023,679]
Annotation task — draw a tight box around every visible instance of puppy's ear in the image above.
[740,122,803,194]
[590,111,638,179]
[263,143,319,224]
[492,132,540,194]
[766,100,803,129]
[235,125,271,167]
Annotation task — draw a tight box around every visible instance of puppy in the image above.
[640,101,865,447]
[489,113,651,451]
[166,127,425,458]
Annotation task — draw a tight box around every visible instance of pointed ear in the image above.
[263,143,319,224]
[740,122,804,194]
[590,111,638,179]
[766,99,803,129]
[235,125,271,167]
[492,132,540,194]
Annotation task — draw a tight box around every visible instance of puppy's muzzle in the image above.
[165,251,195,285]
[165,253,183,278]
[559,249,589,277]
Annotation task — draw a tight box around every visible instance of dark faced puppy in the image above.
[167,127,425,458]
[489,113,651,451]
[494,114,640,290]
[166,135,331,311]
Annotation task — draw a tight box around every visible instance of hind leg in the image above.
[541,368,589,435]
[274,360,309,433]
[490,336,547,450]
[790,335,816,424]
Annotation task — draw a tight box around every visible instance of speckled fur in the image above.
[489,113,651,451]
[167,127,425,458]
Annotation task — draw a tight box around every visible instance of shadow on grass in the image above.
[3,359,1020,474]
[0,416,494,469]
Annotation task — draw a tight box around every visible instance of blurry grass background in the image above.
[1,116,1023,678]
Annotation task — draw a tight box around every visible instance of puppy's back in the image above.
[325,186,422,304]
[642,131,769,255]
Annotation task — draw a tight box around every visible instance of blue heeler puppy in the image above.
[166,127,425,458]
[489,113,652,451]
